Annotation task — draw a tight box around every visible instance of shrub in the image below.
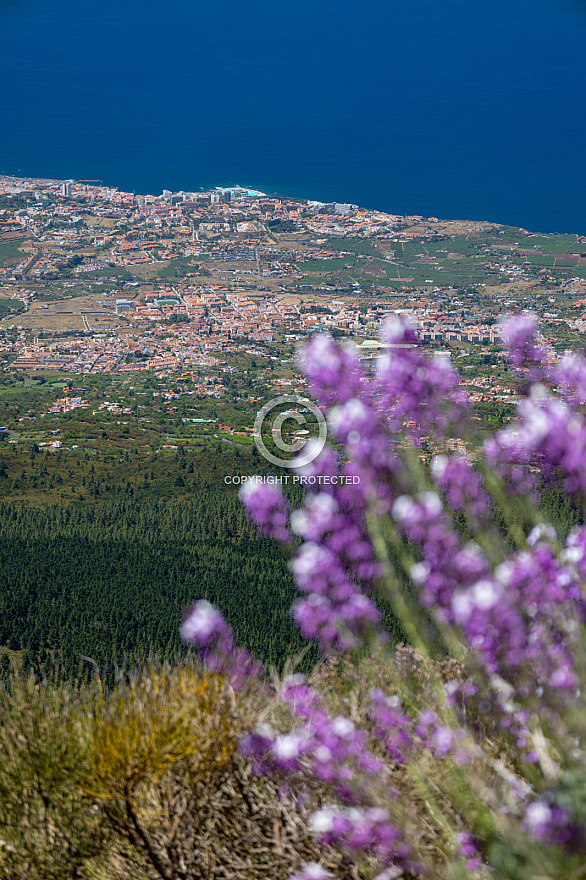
[0,660,359,879]
[0,665,108,879]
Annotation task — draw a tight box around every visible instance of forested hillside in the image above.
[0,493,312,674]
[0,430,580,677]
[0,437,310,674]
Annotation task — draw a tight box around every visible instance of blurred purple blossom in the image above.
[289,863,332,880]
[181,599,263,687]
[499,313,548,373]
[239,478,292,543]
[183,316,586,873]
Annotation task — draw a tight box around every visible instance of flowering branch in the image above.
[182,315,586,878]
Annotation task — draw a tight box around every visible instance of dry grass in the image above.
[5,294,124,331]
[0,661,360,880]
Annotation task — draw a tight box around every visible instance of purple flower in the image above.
[180,600,227,648]
[375,323,471,443]
[374,870,404,880]
[278,676,386,791]
[272,731,312,771]
[239,477,292,543]
[368,689,413,764]
[556,352,586,408]
[181,600,263,687]
[290,492,340,543]
[290,863,332,880]
[431,454,489,518]
[455,833,490,872]
[290,542,381,652]
[309,804,409,870]
[240,723,278,774]
[301,335,365,408]
[500,313,548,373]
[523,800,580,846]
[229,319,586,874]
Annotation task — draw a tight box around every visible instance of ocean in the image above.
[1,0,586,234]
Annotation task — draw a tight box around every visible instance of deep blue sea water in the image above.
[1,0,586,234]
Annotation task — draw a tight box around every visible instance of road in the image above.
[21,249,41,277]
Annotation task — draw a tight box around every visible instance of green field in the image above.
[0,238,25,267]
[0,298,23,318]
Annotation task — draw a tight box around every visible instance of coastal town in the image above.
[1,173,586,448]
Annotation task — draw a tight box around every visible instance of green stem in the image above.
[366,509,431,657]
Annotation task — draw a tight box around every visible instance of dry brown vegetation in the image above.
[0,661,360,880]
[0,647,545,880]
[5,294,124,331]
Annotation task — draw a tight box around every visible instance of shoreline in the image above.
[0,172,583,240]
